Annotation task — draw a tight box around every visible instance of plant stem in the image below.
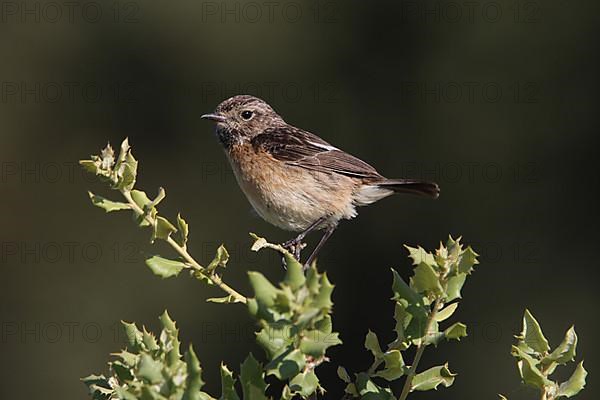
[121,190,247,304]
[398,299,442,400]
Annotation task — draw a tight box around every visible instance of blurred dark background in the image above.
[1,0,599,398]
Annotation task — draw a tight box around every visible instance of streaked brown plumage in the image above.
[202,95,439,267]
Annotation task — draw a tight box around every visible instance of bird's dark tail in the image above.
[376,179,440,199]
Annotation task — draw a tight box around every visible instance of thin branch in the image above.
[121,190,247,304]
[398,299,442,400]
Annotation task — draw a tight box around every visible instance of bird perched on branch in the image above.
[202,95,439,268]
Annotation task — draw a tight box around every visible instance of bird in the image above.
[201,95,439,268]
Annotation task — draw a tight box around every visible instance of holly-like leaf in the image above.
[145,255,186,278]
[435,303,459,322]
[220,364,240,400]
[365,330,383,358]
[152,216,177,242]
[207,245,229,273]
[520,309,550,354]
[544,326,577,365]
[183,345,205,399]
[175,213,189,248]
[122,321,143,350]
[411,364,456,391]
[458,246,479,274]
[405,245,437,267]
[240,354,268,400]
[137,354,162,384]
[88,192,131,212]
[266,348,306,380]
[81,374,113,400]
[283,254,305,291]
[354,373,396,399]
[248,272,280,307]
[511,345,552,389]
[444,322,468,341]
[445,273,467,302]
[289,370,320,398]
[299,330,342,358]
[557,361,587,398]
[337,366,351,383]
[410,263,444,296]
[374,350,405,381]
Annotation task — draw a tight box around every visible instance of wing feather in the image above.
[251,126,382,179]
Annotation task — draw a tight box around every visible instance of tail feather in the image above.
[376,179,440,199]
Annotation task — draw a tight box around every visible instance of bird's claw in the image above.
[282,237,306,262]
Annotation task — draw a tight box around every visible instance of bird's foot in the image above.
[282,237,306,261]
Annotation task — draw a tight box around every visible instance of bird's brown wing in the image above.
[251,126,382,179]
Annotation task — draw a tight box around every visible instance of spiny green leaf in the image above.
[137,354,163,384]
[446,273,467,302]
[115,142,137,191]
[299,330,342,358]
[131,189,152,208]
[175,213,189,248]
[289,370,320,397]
[152,216,177,242]
[240,354,268,400]
[557,361,587,398]
[110,361,134,382]
[404,245,437,267]
[544,326,577,365]
[365,330,383,358]
[159,310,178,333]
[81,374,113,399]
[112,350,138,367]
[444,322,468,341]
[435,303,459,322]
[207,245,229,273]
[520,309,550,354]
[511,345,552,388]
[374,350,405,381]
[220,364,240,400]
[248,271,280,307]
[354,372,396,399]
[411,364,456,391]
[145,255,186,278]
[266,348,306,380]
[142,327,159,351]
[283,255,305,291]
[256,325,293,359]
[312,272,334,309]
[183,345,205,399]
[411,262,444,296]
[88,192,131,212]
[337,366,351,383]
[122,321,143,350]
[391,269,422,304]
[458,246,479,274]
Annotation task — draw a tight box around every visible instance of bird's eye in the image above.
[241,110,254,120]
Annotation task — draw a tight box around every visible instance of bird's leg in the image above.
[282,217,326,261]
[304,224,337,270]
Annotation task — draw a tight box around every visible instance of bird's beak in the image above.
[201,113,227,123]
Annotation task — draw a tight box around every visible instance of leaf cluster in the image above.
[501,310,587,400]
[339,237,479,399]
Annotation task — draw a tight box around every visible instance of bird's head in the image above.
[202,95,284,148]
